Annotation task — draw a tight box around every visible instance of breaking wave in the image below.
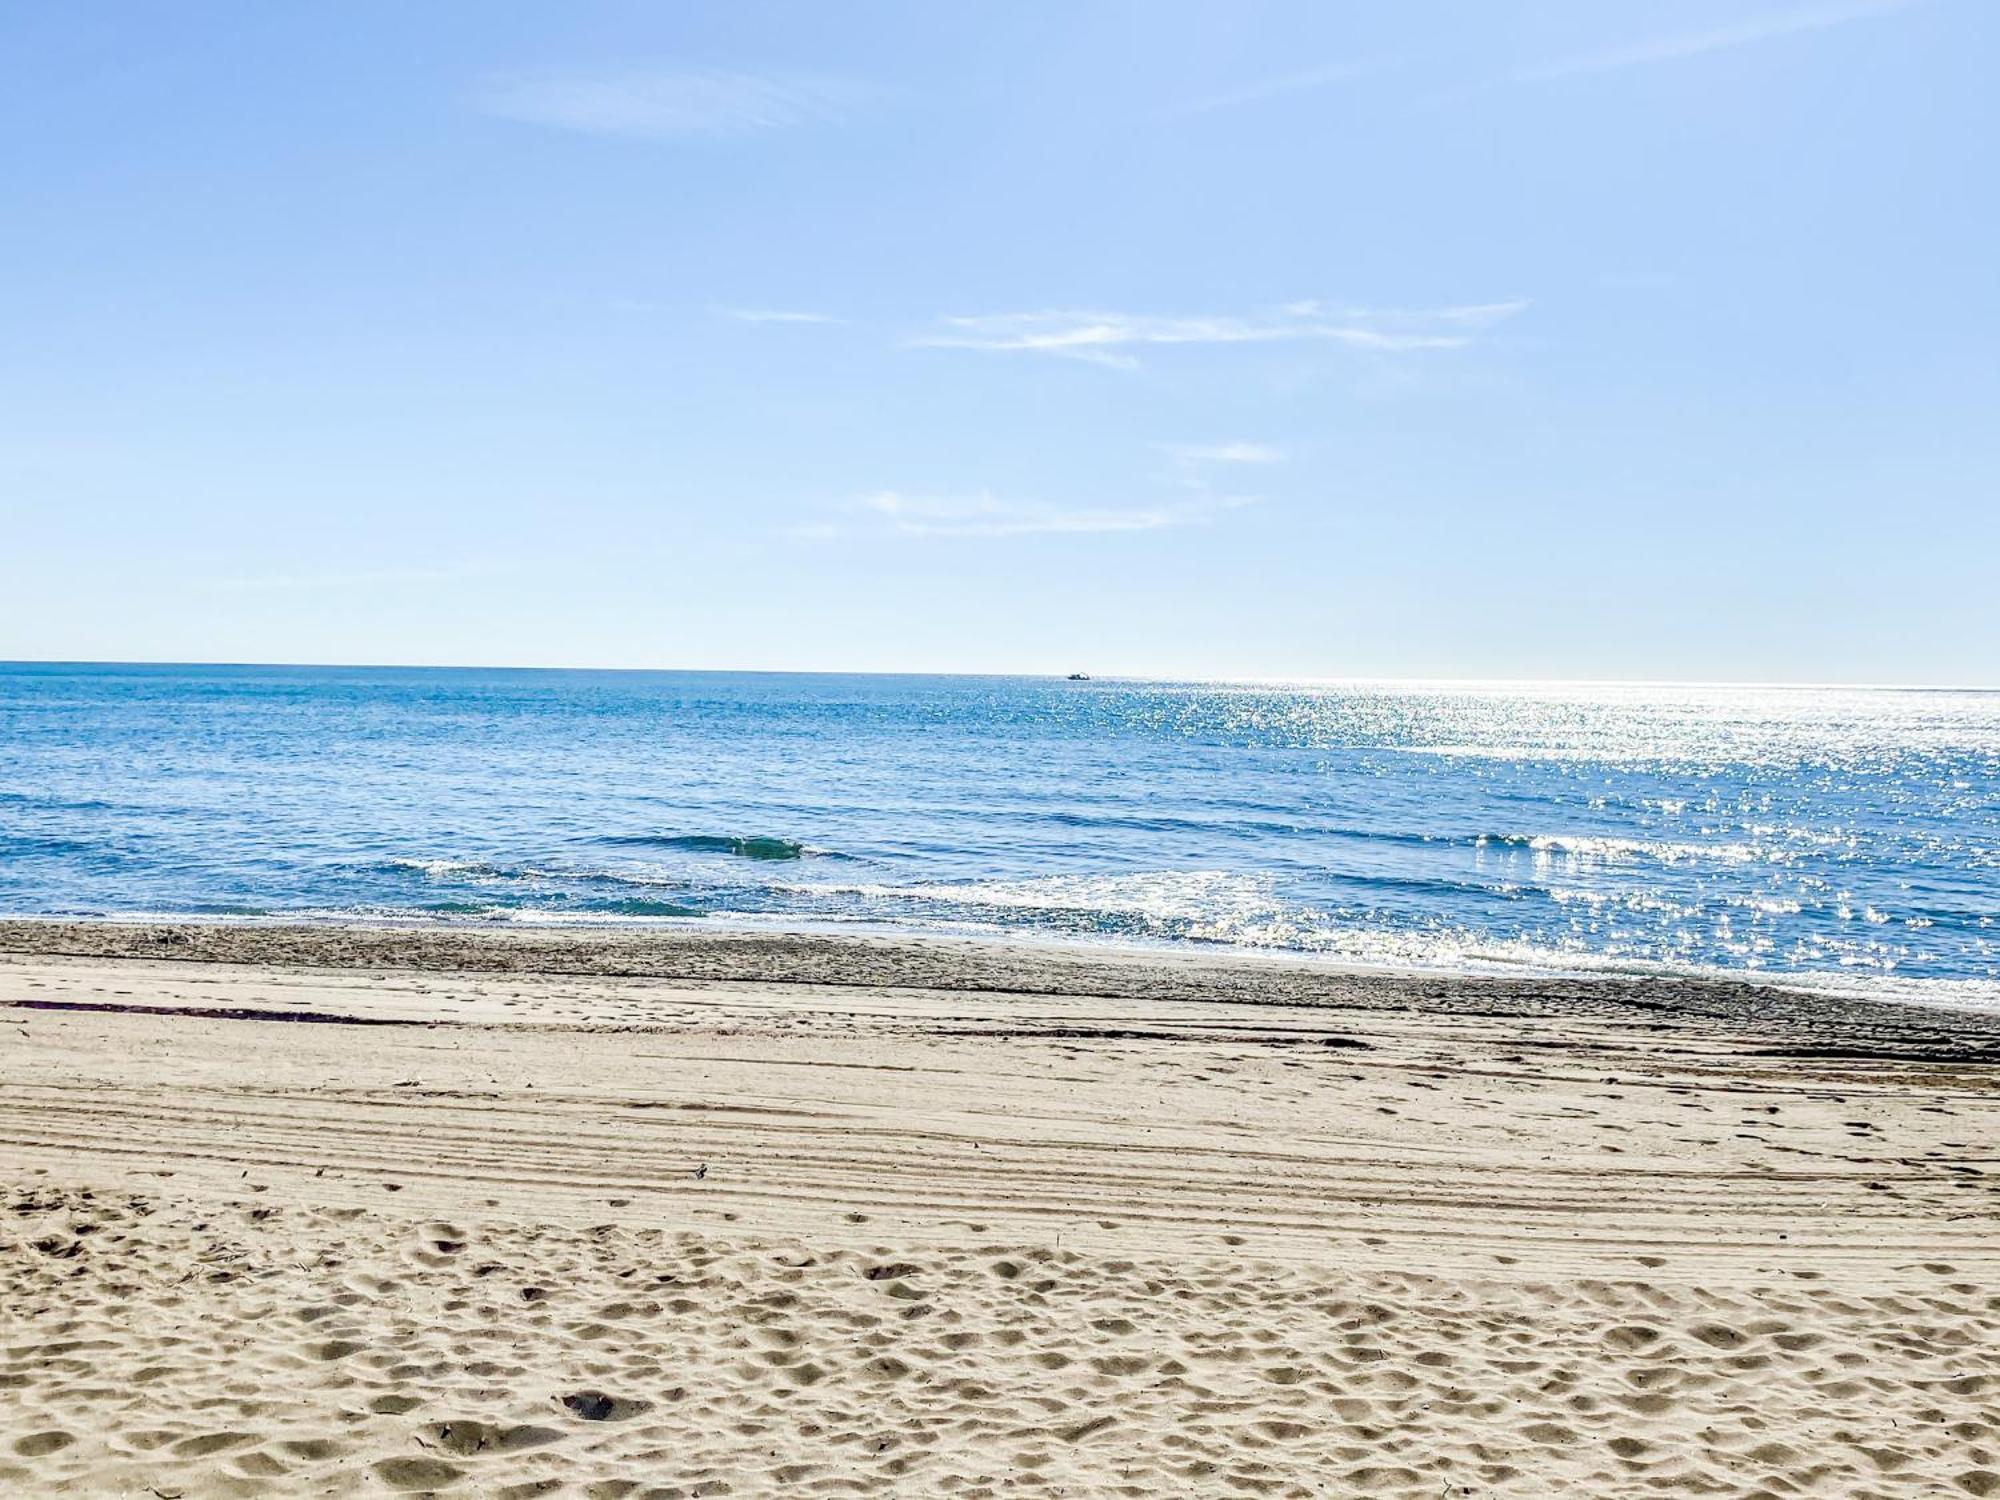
[594,834,818,860]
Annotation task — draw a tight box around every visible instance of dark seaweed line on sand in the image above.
[7,998,429,1027]
[4,921,1999,1064]
[931,1027,1372,1047]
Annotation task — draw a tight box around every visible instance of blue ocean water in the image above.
[2,663,1996,1008]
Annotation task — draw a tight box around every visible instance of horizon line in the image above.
[1,657,1992,693]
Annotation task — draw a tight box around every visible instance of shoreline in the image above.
[5,917,2000,1057]
[6,909,1993,1017]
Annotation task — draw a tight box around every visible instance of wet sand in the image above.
[2,921,1997,1497]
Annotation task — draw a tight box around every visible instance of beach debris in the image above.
[559,1390,651,1422]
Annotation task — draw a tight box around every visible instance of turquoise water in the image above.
[2,663,1996,1007]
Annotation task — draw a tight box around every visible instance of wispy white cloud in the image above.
[716,307,843,325]
[474,66,865,138]
[913,301,1525,369]
[1168,442,1285,466]
[1171,60,1379,117]
[1278,299,1526,327]
[1516,0,1922,82]
[205,562,506,593]
[782,440,1276,542]
[843,489,1257,539]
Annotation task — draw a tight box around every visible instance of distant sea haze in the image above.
[2,663,1995,1012]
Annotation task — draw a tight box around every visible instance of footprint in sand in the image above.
[374,1456,465,1491]
[425,1419,565,1455]
[407,1222,469,1267]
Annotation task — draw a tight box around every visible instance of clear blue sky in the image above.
[3,1,1994,681]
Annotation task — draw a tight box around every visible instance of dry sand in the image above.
[1,920,1996,1498]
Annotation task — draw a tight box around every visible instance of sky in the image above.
[2,0,1995,682]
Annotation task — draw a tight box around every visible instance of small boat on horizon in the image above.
[1066,672,1091,681]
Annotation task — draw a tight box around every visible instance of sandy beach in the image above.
[2,921,1996,1498]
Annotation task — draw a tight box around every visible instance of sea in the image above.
[2,662,1995,1010]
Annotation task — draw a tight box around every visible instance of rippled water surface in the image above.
[3,664,1996,1006]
